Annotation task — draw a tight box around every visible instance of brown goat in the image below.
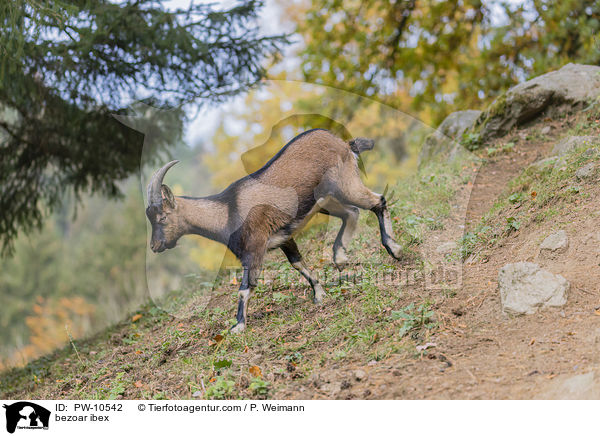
[146,129,402,332]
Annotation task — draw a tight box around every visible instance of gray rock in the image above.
[307,373,321,387]
[583,147,598,157]
[536,372,600,399]
[320,381,342,396]
[498,262,569,315]
[540,230,569,255]
[436,241,457,254]
[551,136,599,156]
[438,110,483,140]
[353,369,367,381]
[418,110,481,166]
[575,162,596,180]
[529,156,558,170]
[249,353,263,365]
[476,64,600,141]
[540,125,552,135]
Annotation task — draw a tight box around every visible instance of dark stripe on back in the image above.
[250,128,330,177]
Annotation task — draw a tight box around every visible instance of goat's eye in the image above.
[158,216,167,224]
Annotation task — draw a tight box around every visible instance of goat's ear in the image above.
[161,185,177,209]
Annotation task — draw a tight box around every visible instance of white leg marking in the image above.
[230,323,246,334]
[313,283,325,305]
[383,209,403,257]
[292,261,325,304]
[231,288,250,334]
[333,245,349,269]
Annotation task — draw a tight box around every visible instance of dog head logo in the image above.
[2,402,50,433]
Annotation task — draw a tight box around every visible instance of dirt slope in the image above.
[2,111,600,400]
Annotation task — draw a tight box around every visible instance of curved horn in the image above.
[147,160,179,205]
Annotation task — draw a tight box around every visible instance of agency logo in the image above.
[2,402,50,434]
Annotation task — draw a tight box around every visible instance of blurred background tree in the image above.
[0,0,287,253]
[0,163,202,369]
[294,0,600,125]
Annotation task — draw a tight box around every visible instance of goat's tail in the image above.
[349,137,375,154]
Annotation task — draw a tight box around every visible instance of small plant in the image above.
[487,142,514,157]
[205,376,235,400]
[502,141,515,152]
[272,291,293,304]
[107,371,128,399]
[508,192,525,204]
[213,359,232,370]
[461,132,481,150]
[442,287,457,298]
[459,232,478,260]
[505,216,520,232]
[249,378,270,399]
[284,351,303,364]
[391,302,437,338]
[122,332,140,345]
[486,146,498,157]
[403,214,434,244]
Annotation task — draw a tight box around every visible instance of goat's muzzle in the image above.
[151,238,177,253]
[151,240,166,253]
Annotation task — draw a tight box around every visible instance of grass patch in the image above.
[1,151,473,400]
[462,127,600,260]
[388,158,475,249]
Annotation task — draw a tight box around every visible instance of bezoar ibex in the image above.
[146,129,402,332]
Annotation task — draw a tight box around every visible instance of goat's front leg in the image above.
[281,238,325,304]
[341,188,403,260]
[370,195,403,260]
[230,268,251,334]
[231,252,264,334]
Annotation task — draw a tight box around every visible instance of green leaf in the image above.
[213,359,232,369]
[508,192,524,204]
[505,217,520,230]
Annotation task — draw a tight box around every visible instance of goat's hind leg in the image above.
[281,238,325,304]
[319,200,359,271]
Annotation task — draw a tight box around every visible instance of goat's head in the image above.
[146,160,182,253]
